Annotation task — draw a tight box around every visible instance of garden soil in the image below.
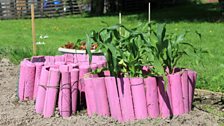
[0,58,223,126]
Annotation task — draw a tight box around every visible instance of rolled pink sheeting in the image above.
[33,62,44,100]
[78,64,90,92]
[93,77,110,116]
[188,70,197,110]
[31,56,45,63]
[70,68,79,113]
[84,78,97,116]
[55,55,65,62]
[144,77,160,118]
[18,61,25,101]
[55,62,65,66]
[169,73,184,116]
[35,66,50,114]
[44,56,55,65]
[157,78,172,118]
[130,78,148,119]
[59,65,71,117]
[64,54,74,64]
[43,68,60,118]
[77,54,88,62]
[105,77,123,122]
[117,77,135,121]
[24,61,36,100]
[69,64,79,71]
[18,61,26,101]
[181,70,189,113]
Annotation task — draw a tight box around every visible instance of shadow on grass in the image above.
[125,2,224,23]
[66,2,224,23]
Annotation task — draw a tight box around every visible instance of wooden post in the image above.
[119,12,121,34]
[31,3,37,55]
[148,2,151,23]
[148,2,151,33]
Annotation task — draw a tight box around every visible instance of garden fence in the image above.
[0,0,81,19]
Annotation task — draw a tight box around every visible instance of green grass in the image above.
[0,2,224,92]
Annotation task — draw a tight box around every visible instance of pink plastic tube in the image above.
[33,62,44,100]
[18,61,26,101]
[144,77,160,118]
[44,56,55,65]
[157,78,172,118]
[55,55,65,62]
[59,66,71,117]
[64,54,74,64]
[69,64,78,71]
[169,73,184,116]
[78,64,90,92]
[93,77,110,116]
[35,66,50,114]
[84,78,97,116]
[43,68,60,118]
[117,78,135,121]
[23,61,36,100]
[55,62,65,66]
[188,70,197,110]
[31,56,45,63]
[130,78,148,119]
[181,70,189,113]
[70,68,79,113]
[105,77,123,122]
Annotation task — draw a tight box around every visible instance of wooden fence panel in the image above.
[0,0,81,19]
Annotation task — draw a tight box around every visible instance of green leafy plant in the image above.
[86,23,207,89]
[86,23,152,77]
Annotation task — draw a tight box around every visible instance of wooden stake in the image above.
[31,3,37,55]
[119,12,121,34]
[148,2,151,23]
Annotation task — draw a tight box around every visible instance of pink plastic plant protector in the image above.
[55,55,65,62]
[117,77,135,121]
[78,63,90,92]
[31,56,45,63]
[18,60,26,101]
[188,70,197,110]
[33,62,44,100]
[130,78,148,119]
[44,56,55,65]
[105,77,123,122]
[43,67,60,118]
[93,77,110,116]
[169,73,184,116]
[35,66,50,114]
[59,65,71,117]
[157,77,172,118]
[23,61,36,100]
[84,78,97,116]
[144,77,160,118]
[70,68,79,113]
[64,54,74,64]
[181,70,189,113]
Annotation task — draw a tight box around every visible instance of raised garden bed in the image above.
[17,23,208,122]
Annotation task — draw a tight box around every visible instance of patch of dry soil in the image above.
[0,58,222,126]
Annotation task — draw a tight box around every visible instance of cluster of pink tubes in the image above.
[18,54,196,122]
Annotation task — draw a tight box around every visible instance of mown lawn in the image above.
[0,2,224,92]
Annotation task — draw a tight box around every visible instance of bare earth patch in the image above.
[0,58,223,126]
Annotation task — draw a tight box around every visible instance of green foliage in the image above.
[6,47,32,64]
[86,23,207,89]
